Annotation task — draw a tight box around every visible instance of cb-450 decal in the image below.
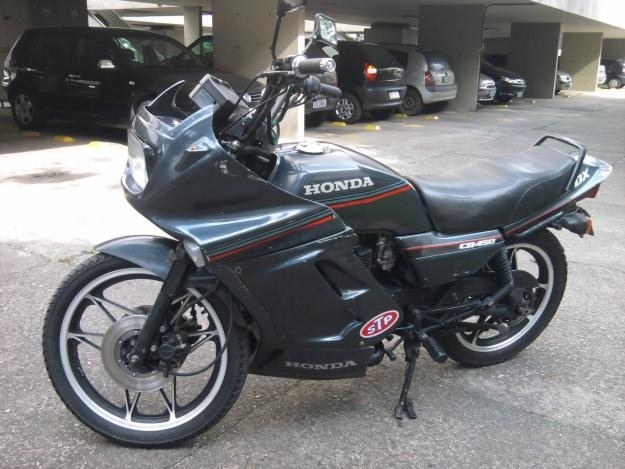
[458,238,497,250]
[360,311,399,338]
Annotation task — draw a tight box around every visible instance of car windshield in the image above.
[113,33,205,68]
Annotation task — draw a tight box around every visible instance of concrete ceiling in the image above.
[90,0,625,39]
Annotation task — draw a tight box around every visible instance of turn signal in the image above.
[364,63,378,81]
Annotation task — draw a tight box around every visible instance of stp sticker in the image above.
[360,310,400,338]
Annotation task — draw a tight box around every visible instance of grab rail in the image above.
[534,134,587,191]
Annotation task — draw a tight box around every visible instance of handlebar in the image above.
[303,76,342,99]
[291,56,336,76]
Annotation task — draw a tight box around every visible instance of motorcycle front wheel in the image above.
[43,254,249,446]
[438,229,567,367]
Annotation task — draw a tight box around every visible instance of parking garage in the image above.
[1,0,625,466]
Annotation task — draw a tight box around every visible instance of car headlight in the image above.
[502,77,513,83]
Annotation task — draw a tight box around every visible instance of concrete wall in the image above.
[364,23,417,45]
[213,0,304,140]
[483,37,510,55]
[560,32,603,92]
[418,5,484,111]
[30,0,87,27]
[183,6,202,46]
[602,39,625,59]
[509,23,561,98]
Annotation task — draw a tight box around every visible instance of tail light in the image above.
[584,184,600,199]
[424,71,435,86]
[364,63,378,81]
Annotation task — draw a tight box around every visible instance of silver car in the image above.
[383,44,457,115]
[478,73,497,103]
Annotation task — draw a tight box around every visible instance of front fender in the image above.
[95,235,178,280]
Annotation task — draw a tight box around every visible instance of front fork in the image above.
[128,244,190,369]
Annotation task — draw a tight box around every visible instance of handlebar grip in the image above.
[318,83,342,99]
[292,56,336,76]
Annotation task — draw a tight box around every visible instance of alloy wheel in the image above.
[336,97,354,121]
[14,93,34,125]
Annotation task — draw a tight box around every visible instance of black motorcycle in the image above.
[43,1,612,446]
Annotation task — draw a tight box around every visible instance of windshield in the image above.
[113,33,205,68]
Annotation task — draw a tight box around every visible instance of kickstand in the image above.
[394,337,420,420]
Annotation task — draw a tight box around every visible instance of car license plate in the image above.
[516,91,523,98]
[389,91,400,99]
[312,98,327,109]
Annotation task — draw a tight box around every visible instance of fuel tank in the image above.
[269,142,432,234]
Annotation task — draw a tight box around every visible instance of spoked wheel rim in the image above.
[14,94,34,125]
[456,243,554,352]
[402,95,416,111]
[59,268,228,431]
[607,78,621,89]
[336,97,354,121]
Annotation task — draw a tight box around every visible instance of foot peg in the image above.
[420,334,448,363]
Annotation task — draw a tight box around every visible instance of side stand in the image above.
[394,336,420,420]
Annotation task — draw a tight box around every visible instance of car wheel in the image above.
[305,111,327,127]
[370,108,396,120]
[607,77,622,89]
[398,88,423,116]
[335,93,362,124]
[10,89,45,130]
[554,89,561,95]
[495,96,512,104]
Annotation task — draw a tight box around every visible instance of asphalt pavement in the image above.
[1,90,624,468]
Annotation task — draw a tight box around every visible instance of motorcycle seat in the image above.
[409,146,576,234]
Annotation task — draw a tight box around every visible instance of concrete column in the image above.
[364,23,417,45]
[508,23,561,98]
[183,6,202,46]
[602,39,625,59]
[213,0,304,141]
[418,5,485,111]
[560,33,603,92]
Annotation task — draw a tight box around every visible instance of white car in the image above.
[597,65,607,86]
[478,74,497,103]
[383,44,457,115]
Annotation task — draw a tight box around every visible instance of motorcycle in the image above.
[43,0,612,446]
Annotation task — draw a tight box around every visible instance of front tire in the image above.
[10,88,45,130]
[438,230,567,367]
[43,254,249,446]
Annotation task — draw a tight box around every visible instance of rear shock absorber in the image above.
[481,247,514,308]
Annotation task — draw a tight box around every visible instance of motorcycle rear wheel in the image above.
[43,253,249,446]
[438,229,567,367]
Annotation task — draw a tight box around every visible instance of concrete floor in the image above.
[1,90,624,467]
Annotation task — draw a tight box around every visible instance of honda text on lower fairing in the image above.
[43,0,611,446]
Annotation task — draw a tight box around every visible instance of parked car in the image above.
[478,73,497,103]
[188,34,214,66]
[555,70,572,95]
[302,42,340,127]
[597,65,607,86]
[600,58,625,89]
[382,44,456,115]
[332,41,406,124]
[480,59,527,103]
[2,28,263,130]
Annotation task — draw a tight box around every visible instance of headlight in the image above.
[502,77,513,83]
[126,131,150,191]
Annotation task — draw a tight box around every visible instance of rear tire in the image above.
[335,93,362,124]
[399,88,424,116]
[43,254,249,446]
[438,230,567,367]
[10,88,45,130]
[607,77,622,89]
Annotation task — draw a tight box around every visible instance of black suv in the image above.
[600,58,625,89]
[2,27,262,130]
[331,41,406,124]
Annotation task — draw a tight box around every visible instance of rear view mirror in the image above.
[312,13,338,47]
[276,0,307,17]
[98,59,115,70]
